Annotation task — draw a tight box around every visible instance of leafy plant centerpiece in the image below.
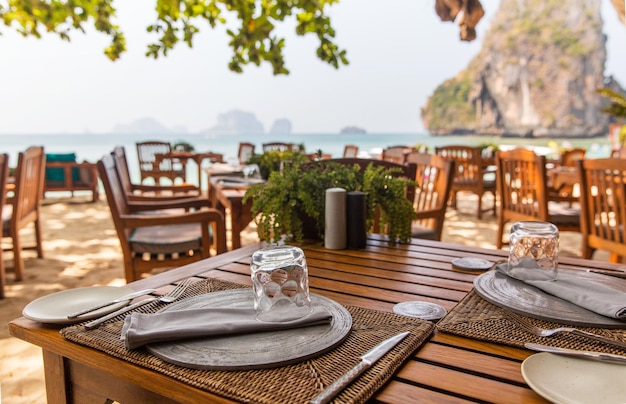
[244,161,416,246]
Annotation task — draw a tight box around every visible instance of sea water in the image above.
[0,132,613,186]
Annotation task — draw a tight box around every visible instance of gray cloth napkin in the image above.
[494,261,626,320]
[121,306,332,350]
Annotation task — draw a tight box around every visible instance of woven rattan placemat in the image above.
[437,289,626,355]
[61,278,434,403]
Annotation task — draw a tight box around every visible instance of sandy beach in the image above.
[0,192,603,403]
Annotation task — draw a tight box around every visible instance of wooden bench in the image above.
[44,153,99,202]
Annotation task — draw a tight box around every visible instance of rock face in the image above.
[422,0,615,137]
[204,110,264,135]
[269,119,292,134]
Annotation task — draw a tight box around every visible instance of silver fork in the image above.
[84,278,194,330]
[505,311,626,350]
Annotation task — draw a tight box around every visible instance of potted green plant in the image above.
[244,161,416,245]
[247,149,308,179]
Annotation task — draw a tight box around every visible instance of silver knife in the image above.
[67,288,156,319]
[310,331,410,404]
[525,343,626,364]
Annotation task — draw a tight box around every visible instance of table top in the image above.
[10,236,626,403]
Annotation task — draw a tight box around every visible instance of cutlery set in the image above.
[77,279,194,330]
[504,310,626,364]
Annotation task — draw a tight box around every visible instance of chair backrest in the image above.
[435,145,484,188]
[262,142,294,153]
[405,151,455,240]
[0,153,8,298]
[112,146,135,195]
[136,141,182,183]
[381,145,412,164]
[97,154,133,244]
[577,158,626,260]
[12,146,46,227]
[238,142,255,164]
[559,148,586,167]
[342,144,359,158]
[495,148,549,222]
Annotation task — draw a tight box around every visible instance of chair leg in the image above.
[477,193,483,220]
[34,219,44,258]
[496,216,505,250]
[12,232,24,282]
[0,259,5,299]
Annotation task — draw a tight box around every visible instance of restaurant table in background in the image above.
[10,236,626,403]
[547,165,580,203]
[170,151,224,190]
[207,175,259,250]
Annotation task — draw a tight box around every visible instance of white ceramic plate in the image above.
[22,285,134,324]
[521,352,626,404]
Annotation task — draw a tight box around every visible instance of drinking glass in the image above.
[508,221,559,281]
[250,245,312,322]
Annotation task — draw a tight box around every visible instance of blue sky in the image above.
[1,0,624,134]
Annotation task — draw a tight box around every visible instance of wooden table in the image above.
[9,237,626,403]
[207,176,256,250]
[170,151,224,189]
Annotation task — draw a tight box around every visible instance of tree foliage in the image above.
[0,0,348,75]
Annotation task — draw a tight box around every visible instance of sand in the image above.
[0,192,604,403]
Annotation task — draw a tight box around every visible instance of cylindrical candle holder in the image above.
[347,191,367,249]
[325,188,347,249]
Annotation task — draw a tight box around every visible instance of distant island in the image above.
[340,126,367,134]
[113,110,295,136]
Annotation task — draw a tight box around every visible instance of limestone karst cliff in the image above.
[422,0,621,137]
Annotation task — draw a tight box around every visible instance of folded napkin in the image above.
[121,306,332,350]
[494,261,626,320]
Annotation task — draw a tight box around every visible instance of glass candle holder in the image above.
[508,221,559,281]
[250,245,312,322]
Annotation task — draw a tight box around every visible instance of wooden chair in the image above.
[2,146,46,282]
[112,146,199,201]
[136,141,186,185]
[495,148,580,249]
[43,153,99,202]
[559,148,587,167]
[0,154,9,298]
[98,154,227,282]
[435,145,496,219]
[405,151,455,241]
[381,145,412,164]
[238,142,255,164]
[342,144,359,158]
[577,158,626,262]
[547,148,587,206]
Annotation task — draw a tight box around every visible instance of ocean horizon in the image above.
[1,132,615,185]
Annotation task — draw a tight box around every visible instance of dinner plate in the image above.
[393,301,447,321]
[473,269,626,328]
[147,289,352,370]
[522,352,626,404]
[22,285,134,324]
